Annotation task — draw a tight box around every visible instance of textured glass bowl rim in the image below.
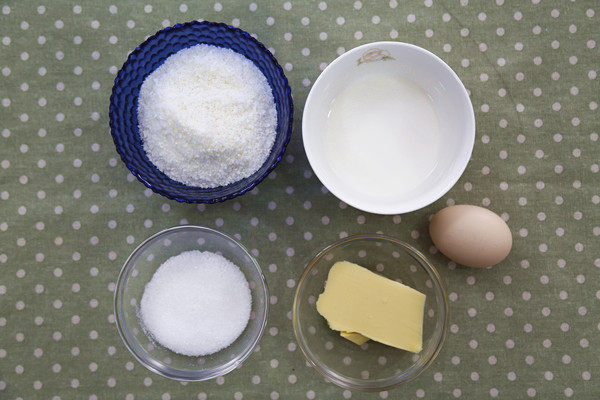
[108,20,293,204]
[292,234,449,392]
[114,225,269,382]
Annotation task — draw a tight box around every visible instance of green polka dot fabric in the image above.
[1,0,598,399]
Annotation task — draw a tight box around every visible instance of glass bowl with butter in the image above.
[293,234,448,391]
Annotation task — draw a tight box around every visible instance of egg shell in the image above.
[429,205,512,268]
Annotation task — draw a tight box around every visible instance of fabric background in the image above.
[0,0,598,399]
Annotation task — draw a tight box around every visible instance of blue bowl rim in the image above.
[109,20,294,203]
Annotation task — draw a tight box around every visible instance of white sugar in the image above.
[139,250,251,356]
[137,44,277,188]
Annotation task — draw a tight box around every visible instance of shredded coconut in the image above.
[138,44,277,188]
[139,250,252,356]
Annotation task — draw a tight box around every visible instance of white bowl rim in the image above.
[302,41,476,215]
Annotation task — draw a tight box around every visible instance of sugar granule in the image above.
[139,250,252,356]
[137,44,277,188]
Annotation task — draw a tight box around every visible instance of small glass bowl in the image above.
[109,21,293,203]
[293,234,448,391]
[114,226,268,381]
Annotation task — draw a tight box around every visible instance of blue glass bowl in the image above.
[109,21,293,203]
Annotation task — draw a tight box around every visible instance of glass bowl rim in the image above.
[114,225,269,381]
[108,20,294,204]
[292,233,449,391]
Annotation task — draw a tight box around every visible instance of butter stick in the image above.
[316,261,425,353]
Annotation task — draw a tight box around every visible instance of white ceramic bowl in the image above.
[302,42,475,214]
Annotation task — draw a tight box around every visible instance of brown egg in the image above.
[429,205,512,268]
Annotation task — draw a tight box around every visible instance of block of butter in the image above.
[316,261,426,353]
